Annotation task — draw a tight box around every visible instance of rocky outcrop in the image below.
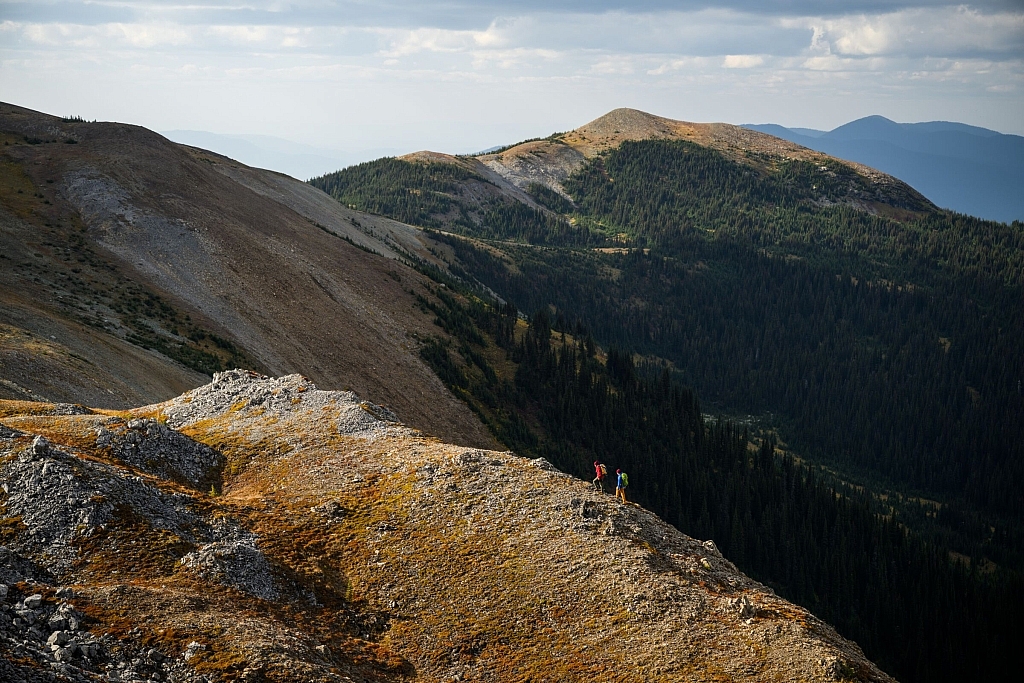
[179,519,278,601]
[95,418,223,490]
[0,581,120,683]
[162,369,398,437]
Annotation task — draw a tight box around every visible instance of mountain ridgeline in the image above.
[310,110,1024,683]
[0,372,902,683]
[743,116,1024,224]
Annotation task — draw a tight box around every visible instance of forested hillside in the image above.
[311,133,1024,683]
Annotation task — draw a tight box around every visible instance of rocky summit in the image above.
[1,371,894,682]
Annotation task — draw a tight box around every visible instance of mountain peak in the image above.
[826,115,904,141]
[577,108,682,138]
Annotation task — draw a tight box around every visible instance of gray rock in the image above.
[162,370,400,439]
[1,436,207,576]
[94,417,223,489]
[55,586,75,600]
[24,593,43,609]
[47,630,71,646]
[182,640,206,661]
[0,545,51,586]
[311,500,347,522]
[180,527,279,601]
[49,403,93,416]
[0,584,8,599]
[0,424,23,439]
[730,595,757,619]
[529,457,558,472]
[32,435,50,456]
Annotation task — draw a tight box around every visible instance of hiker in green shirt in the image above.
[615,469,628,503]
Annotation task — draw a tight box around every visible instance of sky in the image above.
[1,1,1022,160]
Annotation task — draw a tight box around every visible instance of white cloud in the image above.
[587,54,640,74]
[646,56,717,75]
[791,7,1024,58]
[13,21,192,48]
[116,23,192,47]
[207,25,272,44]
[723,54,763,68]
[383,28,466,56]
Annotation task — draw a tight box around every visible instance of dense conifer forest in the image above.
[312,139,1024,683]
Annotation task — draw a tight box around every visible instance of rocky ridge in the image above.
[1,371,896,682]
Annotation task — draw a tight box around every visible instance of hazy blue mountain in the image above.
[161,130,402,180]
[743,116,1023,223]
[788,127,825,138]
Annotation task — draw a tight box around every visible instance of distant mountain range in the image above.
[161,130,402,181]
[743,116,1024,223]
[164,117,1023,223]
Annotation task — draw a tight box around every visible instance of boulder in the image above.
[47,630,71,646]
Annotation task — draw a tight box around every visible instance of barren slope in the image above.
[398,151,546,211]
[0,372,895,682]
[0,102,494,449]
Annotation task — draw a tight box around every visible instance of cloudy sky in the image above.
[1,1,1022,158]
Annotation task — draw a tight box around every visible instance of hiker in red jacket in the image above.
[593,461,608,492]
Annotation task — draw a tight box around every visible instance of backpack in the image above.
[599,464,608,477]
[620,472,629,487]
